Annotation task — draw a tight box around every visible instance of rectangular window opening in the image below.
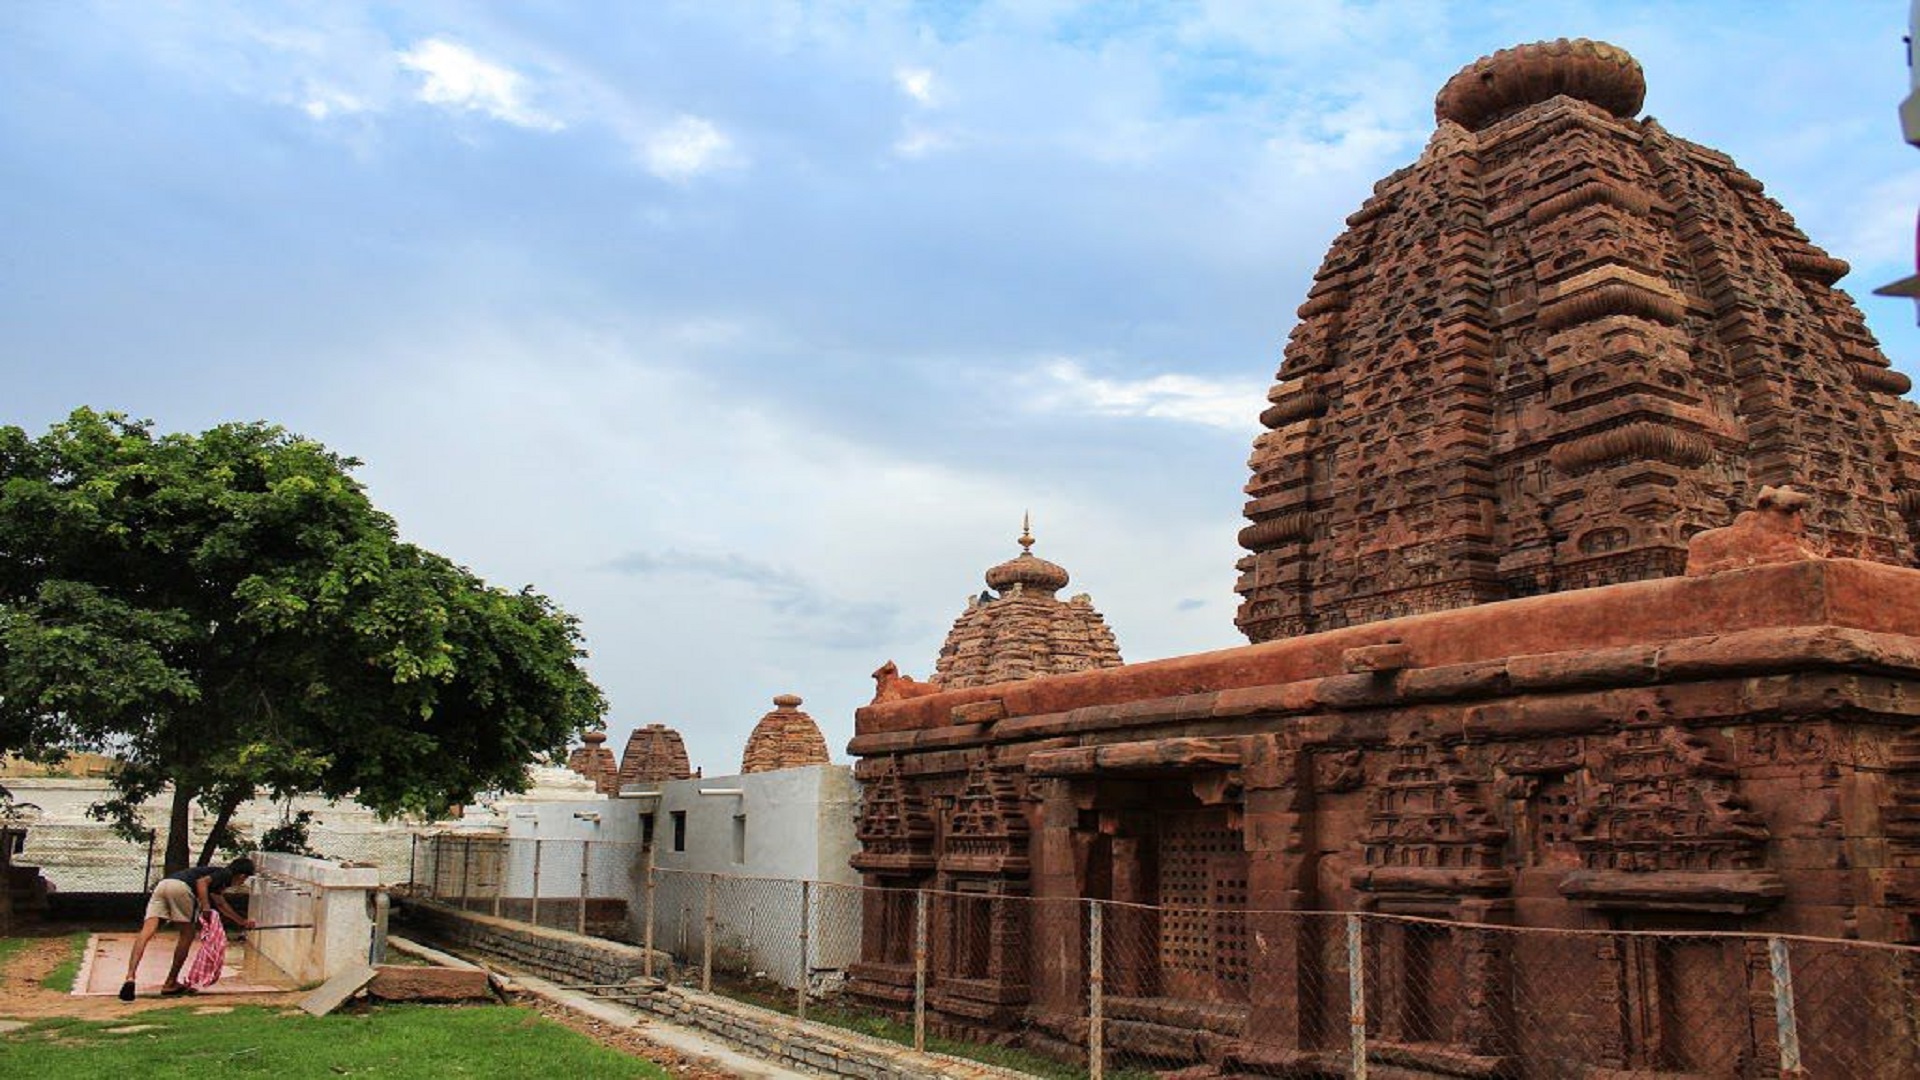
[671,810,687,852]
[732,814,746,864]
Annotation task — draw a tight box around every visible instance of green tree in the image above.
[0,408,605,872]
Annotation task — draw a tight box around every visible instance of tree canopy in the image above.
[0,408,606,871]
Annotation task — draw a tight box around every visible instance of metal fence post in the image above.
[1768,936,1803,1077]
[703,872,716,993]
[144,835,157,893]
[407,833,417,893]
[531,838,543,928]
[1089,899,1104,1080]
[643,851,657,979]
[459,836,473,910]
[578,840,591,936]
[798,879,812,1020]
[914,889,928,1053]
[491,838,503,919]
[1348,914,1368,1080]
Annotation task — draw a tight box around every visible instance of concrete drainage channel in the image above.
[519,972,815,1080]
[393,902,1029,1080]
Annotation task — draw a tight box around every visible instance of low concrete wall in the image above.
[395,898,653,987]
[252,852,380,985]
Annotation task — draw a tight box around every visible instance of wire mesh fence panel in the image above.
[812,881,863,999]
[650,868,711,976]
[409,834,435,896]
[14,821,160,893]
[711,874,805,992]
[586,839,642,941]
[1226,910,1355,1078]
[386,847,1920,1080]
[1502,922,1628,1078]
[1788,934,1920,1078]
[305,828,415,885]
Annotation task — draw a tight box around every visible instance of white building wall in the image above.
[636,764,860,988]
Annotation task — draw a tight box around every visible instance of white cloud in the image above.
[300,84,371,120]
[895,66,936,105]
[1022,358,1263,431]
[398,38,562,131]
[644,115,738,181]
[892,126,952,159]
[1832,168,1920,273]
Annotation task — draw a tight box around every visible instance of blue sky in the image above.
[5,1,1918,779]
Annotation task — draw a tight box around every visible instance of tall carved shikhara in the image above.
[1236,39,1920,642]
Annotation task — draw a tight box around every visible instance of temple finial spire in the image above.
[1019,511,1034,554]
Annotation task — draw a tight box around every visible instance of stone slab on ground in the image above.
[0,1020,27,1034]
[298,963,377,1018]
[77,933,292,997]
[366,964,491,1002]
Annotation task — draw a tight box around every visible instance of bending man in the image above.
[120,857,256,1001]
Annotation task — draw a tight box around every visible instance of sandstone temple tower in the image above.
[931,518,1122,688]
[617,723,694,786]
[741,694,831,774]
[1236,39,1920,642]
[563,730,620,795]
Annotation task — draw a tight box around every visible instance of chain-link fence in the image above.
[406,835,1920,1079]
[6,817,416,895]
[11,820,162,892]
[410,834,643,939]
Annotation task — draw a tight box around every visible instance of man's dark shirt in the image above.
[165,866,234,894]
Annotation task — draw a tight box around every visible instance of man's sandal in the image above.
[118,981,135,1002]
[160,985,194,997]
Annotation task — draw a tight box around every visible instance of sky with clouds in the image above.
[5,1,1919,779]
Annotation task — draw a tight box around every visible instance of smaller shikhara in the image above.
[928,517,1122,690]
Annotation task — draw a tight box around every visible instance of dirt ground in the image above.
[0,923,755,1077]
[0,923,302,1020]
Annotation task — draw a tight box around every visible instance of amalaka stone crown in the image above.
[1436,38,1644,130]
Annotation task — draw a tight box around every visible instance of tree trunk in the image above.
[163,784,194,876]
[197,790,246,867]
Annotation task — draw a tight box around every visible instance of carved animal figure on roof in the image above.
[871,660,941,703]
[1685,486,1825,576]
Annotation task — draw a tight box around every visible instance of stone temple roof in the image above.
[618,724,694,786]
[1236,38,1920,643]
[933,520,1123,689]
[741,694,831,773]
[563,730,620,795]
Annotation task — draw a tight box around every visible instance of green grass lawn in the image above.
[0,1003,668,1079]
[38,931,89,991]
